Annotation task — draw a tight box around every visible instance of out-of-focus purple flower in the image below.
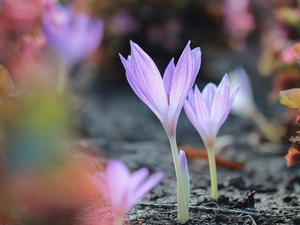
[184,74,239,149]
[95,160,164,221]
[119,41,201,136]
[43,3,104,66]
[229,67,256,118]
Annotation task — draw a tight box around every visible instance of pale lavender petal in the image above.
[236,67,253,97]
[130,41,168,117]
[119,54,163,121]
[163,58,175,95]
[130,172,164,207]
[168,42,200,129]
[126,168,149,209]
[106,160,130,211]
[230,85,240,101]
[202,83,217,110]
[230,68,251,117]
[184,98,200,132]
[210,74,232,128]
[186,89,196,110]
[191,47,201,77]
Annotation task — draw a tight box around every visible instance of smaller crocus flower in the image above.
[184,74,239,199]
[94,160,164,225]
[43,3,104,67]
[229,68,282,144]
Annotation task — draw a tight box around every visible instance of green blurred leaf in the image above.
[279,88,300,108]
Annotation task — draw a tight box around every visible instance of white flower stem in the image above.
[168,135,189,223]
[206,145,218,199]
[56,60,69,95]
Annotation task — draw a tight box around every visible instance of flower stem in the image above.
[56,60,69,95]
[168,135,189,223]
[207,145,218,199]
[248,108,283,144]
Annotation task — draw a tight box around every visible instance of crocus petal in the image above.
[130,171,164,206]
[94,159,164,218]
[193,86,212,139]
[168,42,201,128]
[229,67,254,117]
[129,41,168,116]
[210,74,232,129]
[119,54,163,120]
[105,160,130,211]
[126,168,149,209]
[163,58,176,96]
[201,83,217,111]
[191,47,202,78]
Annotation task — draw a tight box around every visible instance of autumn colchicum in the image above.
[184,74,239,199]
[120,40,201,222]
[95,160,164,225]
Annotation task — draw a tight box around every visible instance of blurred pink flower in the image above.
[43,3,104,66]
[94,160,164,224]
[223,0,255,34]
[281,46,297,64]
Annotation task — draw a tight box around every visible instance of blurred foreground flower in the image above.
[229,67,283,144]
[94,160,164,225]
[120,40,201,222]
[184,74,239,199]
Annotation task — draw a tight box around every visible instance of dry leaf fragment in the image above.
[178,145,244,170]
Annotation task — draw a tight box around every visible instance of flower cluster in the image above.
[120,40,239,221]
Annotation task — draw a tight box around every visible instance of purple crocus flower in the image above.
[119,41,201,136]
[184,74,239,199]
[184,74,239,149]
[43,3,104,67]
[95,160,164,223]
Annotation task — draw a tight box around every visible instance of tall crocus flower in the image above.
[94,160,164,225]
[229,68,282,144]
[184,74,239,199]
[120,41,201,222]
